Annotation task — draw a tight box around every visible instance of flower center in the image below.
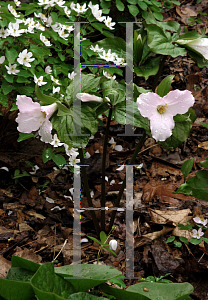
[157,104,166,114]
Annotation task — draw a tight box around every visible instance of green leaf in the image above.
[181,158,194,177]
[31,262,75,300]
[100,231,107,244]
[35,84,57,104]
[200,122,208,129]
[135,56,161,80]
[166,236,175,243]
[137,1,147,10]
[17,132,34,142]
[6,267,34,282]
[87,235,102,245]
[42,148,53,163]
[156,75,174,97]
[0,93,8,107]
[179,236,189,244]
[55,264,122,293]
[68,292,109,299]
[178,223,193,230]
[127,0,137,4]
[52,153,66,169]
[0,278,34,300]
[174,241,182,247]
[200,158,208,168]
[202,237,208,244]
[3,73,14,83]
[6,48,18,64]
[153,11,163,21]
[190,238,201,245]
[2,82,14,95]
[116,0,125,11]
[128,4,140,16]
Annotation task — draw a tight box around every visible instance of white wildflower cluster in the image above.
[90,44,126,65]
[64,145,80,166]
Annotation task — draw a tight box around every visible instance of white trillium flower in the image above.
[5,63,20,75]
[192,228,204,239]
[109,239,117,251]
[137,90,195,142]
[177,37,208,60]
[17,49,35,67]
[76,93,103,102]
[34,75,47,86]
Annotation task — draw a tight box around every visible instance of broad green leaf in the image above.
[156,75,174,97]
[30,44,51,63]
[3,73,13,83]
[202,237,208,244]
[68,292,109,299]
[2,82,14,95]
[190,238,201,245]
[179,236,189,244]
[6,267,34,282]
[17,132,34,142]
[0,93,8,107]
[52,153,66,169]
[174,241,182,247]
[116,0,125,11]
[174,170,208,200]
[153,11,163,21]
[0,278,34,300]
[5,48,18,64]
[128,4,140,16]
[127,282,193,300]
[100,231,107,244]
[55,264,122,293]
[127,0,137,4]
[31,263,75,300]
[137,1,147,10]
[200,158,208,168]
[102,79,125,105]
[166,236,175,243]
[35,84,57,104]
[96,36,126,53]
[134,56,161,80]
[42,148,53,163]
[181,158,194,177]
[200,122,208,129]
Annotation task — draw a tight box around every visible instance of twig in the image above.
[52,239,68,263]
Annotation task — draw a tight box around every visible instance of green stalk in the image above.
[78,148,100,236]
[101,107,113,231]
[108,129,146,232]
[152,55,168,92]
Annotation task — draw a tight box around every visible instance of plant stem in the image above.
[78,148,100,236]
[108,129,146,232]
[152,55,168,92]
[101,106,113,231]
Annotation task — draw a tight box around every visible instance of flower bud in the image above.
[109,239,117,251]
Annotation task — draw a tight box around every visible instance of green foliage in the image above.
[181,158,194,178]
[0,255,194,300]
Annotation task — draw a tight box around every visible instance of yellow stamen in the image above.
[157,104,166,114]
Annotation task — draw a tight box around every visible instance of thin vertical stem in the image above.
[101,107,113,231]
[78,148,100,236]
[108,129,146,232]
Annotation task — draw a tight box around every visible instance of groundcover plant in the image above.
[0,0,208,299]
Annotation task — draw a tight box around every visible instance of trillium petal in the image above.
[38,119,53,143]
[164,90,195,116]
[150,111,175,142]
[137,92,165,119]
[16,111,44,133]
[16,95,41,113]
[76,93,103,102]
[41,103,58,119]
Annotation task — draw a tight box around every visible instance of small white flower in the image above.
[193,217,208,227]
[17,49,35,67]
[103,16,115,30]
[45,65,52,74]
[50,134,64,147]
[109,239,117,251]
[0,56,5,64]
[90,44,103,52]
[5,63,20,75]
[58,29,69,40]
[116,164,125,171]
[34,75,47,86]
[114,145,123,151]
[64,6,71,17]
[40,33,52,46]
[68,71,77,80]
[0,28,9,39]
[50,75,61,85]
[8,4,20,17]
[99,49,114,62]
[72,3,88,14]
[69,154,80,166]
[52,86,60,94]
[14,0,21,6]
[192,228,204,239]
[108,137,115,144]
[103,70,116,80]
[29,165,39,175]
[8,22,25,37]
